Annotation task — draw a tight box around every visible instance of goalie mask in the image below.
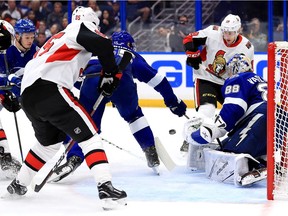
[227,53,252,75]
[0,20,15,51]
[72,6,100,27]
[111,31,136,51]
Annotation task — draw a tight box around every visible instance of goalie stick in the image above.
[33,51,133,192]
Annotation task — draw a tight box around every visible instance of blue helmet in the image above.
[14,19,36,34]
[111,31,136,51]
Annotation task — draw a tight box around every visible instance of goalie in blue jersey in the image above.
[49,31,187,182]
[183,53,267,186]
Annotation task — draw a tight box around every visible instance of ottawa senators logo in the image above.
[208,50,226,77]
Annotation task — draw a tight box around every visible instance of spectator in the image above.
[46,2,64,28]
[35,32,47,47]
[45,23,60,42]
[274,23,288,41]
[0,0,8,16]
[111,0,120,26]
[126,1,152,25]
[61,17,69,30]
[169,15,190,52]
[25,10,39,29]
[39,0,53,17]
[36,20,51,38]
[99,9,115,35]
[1,0,21,20]
[18,0,30,17]
[245,17,267,52]
[88,0,102,18]
[157,27,172,52]
[29,0,45,21]
[64,0,77,19]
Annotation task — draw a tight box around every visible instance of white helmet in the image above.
[0,20,15,50]
[72,6,100,27]
[221,14,241,35]
[227,53,252,75]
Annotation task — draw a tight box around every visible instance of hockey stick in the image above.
[13,112,24,162]
[33,52,133,192]
[2,51,24,162]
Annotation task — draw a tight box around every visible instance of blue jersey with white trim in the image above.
[219,72,267,131]
[0,44,38,74]
[84,47,178,107]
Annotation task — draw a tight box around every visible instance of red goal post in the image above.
[267,41,288,200]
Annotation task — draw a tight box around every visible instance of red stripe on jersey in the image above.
[85,149,108,168]
[46,44,81,63]
[0,129,7,139]
[62,88,98,132]
[25,150,45,171]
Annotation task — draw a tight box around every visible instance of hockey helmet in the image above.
[14,19,36,35]
[227,53,252,75]
[0,20,15,50]
[221,14,241,35]
[111,31,136,51]
[72,6,100,27]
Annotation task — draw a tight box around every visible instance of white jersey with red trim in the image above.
[21,21,117,93]
[193,25,254,85]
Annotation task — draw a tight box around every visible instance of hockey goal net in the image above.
[267,41,288,200]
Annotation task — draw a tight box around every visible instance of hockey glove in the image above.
[98,69,122,97]
[0,91,21,112]
[183,116,203,142]
[183,34,202,70]
[186,50,202,70]
[168,98,187,117]
[7,74,21,97]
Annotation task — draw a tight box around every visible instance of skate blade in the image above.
[152,166,160,175]
[101,198,127,210]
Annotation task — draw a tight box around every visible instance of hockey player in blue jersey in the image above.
[0,19,37,179]
[50,31,187,182]
[184,53,267,186]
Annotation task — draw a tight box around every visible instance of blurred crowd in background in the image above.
[0,0,287,52]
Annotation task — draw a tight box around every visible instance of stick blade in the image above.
[154,137,177,171]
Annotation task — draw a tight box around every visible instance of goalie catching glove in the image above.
[98,67,122,97]
[185,114,227,145]
[0,91,21,112]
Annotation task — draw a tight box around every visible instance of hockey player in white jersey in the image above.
[181,14,255,152]
[5,6,127,209]
[184,53,267,186]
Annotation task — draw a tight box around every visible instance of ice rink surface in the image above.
[0,106,287,216]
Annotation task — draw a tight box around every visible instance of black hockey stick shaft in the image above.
[3,51,25,161]
[34,51,132,192]
[13,112,24,162]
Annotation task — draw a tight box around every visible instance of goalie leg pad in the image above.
[187,143,219,171]
[203,149,254,185]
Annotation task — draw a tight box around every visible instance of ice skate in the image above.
[0,147,21,179]
[1,178,28,199]
[49,155,83,183]
[143,145,160,175]
[97,181,127,210]
[237,167,267,186]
